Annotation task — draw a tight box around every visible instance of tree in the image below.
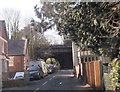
[34,5,55,33]
[34,2,120,60]
[19,20,50,60]
[1,8,21,40]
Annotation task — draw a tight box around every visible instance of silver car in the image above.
[27,66,44,80]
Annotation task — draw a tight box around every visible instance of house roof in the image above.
[8,40,27,56]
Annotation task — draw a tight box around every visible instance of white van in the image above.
[29,59,48,76]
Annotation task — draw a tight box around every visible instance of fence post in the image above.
[100,61,105,91]
[89,62,92,86]
[91,61,95,88]
[85,62,88,83]
[82,62,86,83]
[94,61,102,90]
[87,62,90,84]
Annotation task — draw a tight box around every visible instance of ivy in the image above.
[34,2,120,60]
[109,58,120,90]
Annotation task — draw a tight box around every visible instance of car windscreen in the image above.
[27,67,38,72]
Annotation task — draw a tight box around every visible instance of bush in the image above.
[109,58,120,90]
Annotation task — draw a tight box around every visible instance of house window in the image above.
[9,57,14,66]
[2,41,4,53]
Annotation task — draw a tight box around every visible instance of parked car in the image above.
[29,59,48,76]
[47,64,55,74]
[27,65,44,80]
[13,72,24,79]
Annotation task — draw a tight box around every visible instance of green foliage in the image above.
[46,58,56,64]
[109,58,120,90]
[46,58,60,68]
[34,2,120,60]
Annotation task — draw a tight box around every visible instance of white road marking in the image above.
[49,76,56,80]
[49,76,55,80]
[42,81,48,86]
[59,82,62,85]
[49,77,53,80]
[33,88,39,92]
[36,88,39,90]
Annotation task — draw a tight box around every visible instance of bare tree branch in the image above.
[1,8,21,39]
[109,24,120,29]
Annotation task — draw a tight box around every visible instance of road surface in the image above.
[2,70,93,92]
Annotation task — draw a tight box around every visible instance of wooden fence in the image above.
[83,60,102,90]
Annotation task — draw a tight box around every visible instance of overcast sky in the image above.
[0,0,39,19]
[0,0,63,44]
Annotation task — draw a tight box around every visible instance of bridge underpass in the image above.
[50,52,73,69]
[37,45,73,69]
[47,45,73,69]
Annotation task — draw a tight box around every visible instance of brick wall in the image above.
[0,20,8,90]
[9,56,25,73]
[0,35,1,50]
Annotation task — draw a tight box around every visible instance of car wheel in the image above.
[37,73,41,80]
[41,73,45,79]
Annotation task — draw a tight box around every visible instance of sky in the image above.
[0,0,39,19]
[0,0,63,44]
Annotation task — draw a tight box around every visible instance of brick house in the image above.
[0,20,9,81]
[8,39,29,73]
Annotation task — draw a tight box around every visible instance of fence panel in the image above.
[85,63,89,83]
[88,62,91,85]
[94,61,101,90]
[90,61,95,88]
[84,61,101,90]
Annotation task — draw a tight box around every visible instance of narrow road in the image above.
[2,70,93,92]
